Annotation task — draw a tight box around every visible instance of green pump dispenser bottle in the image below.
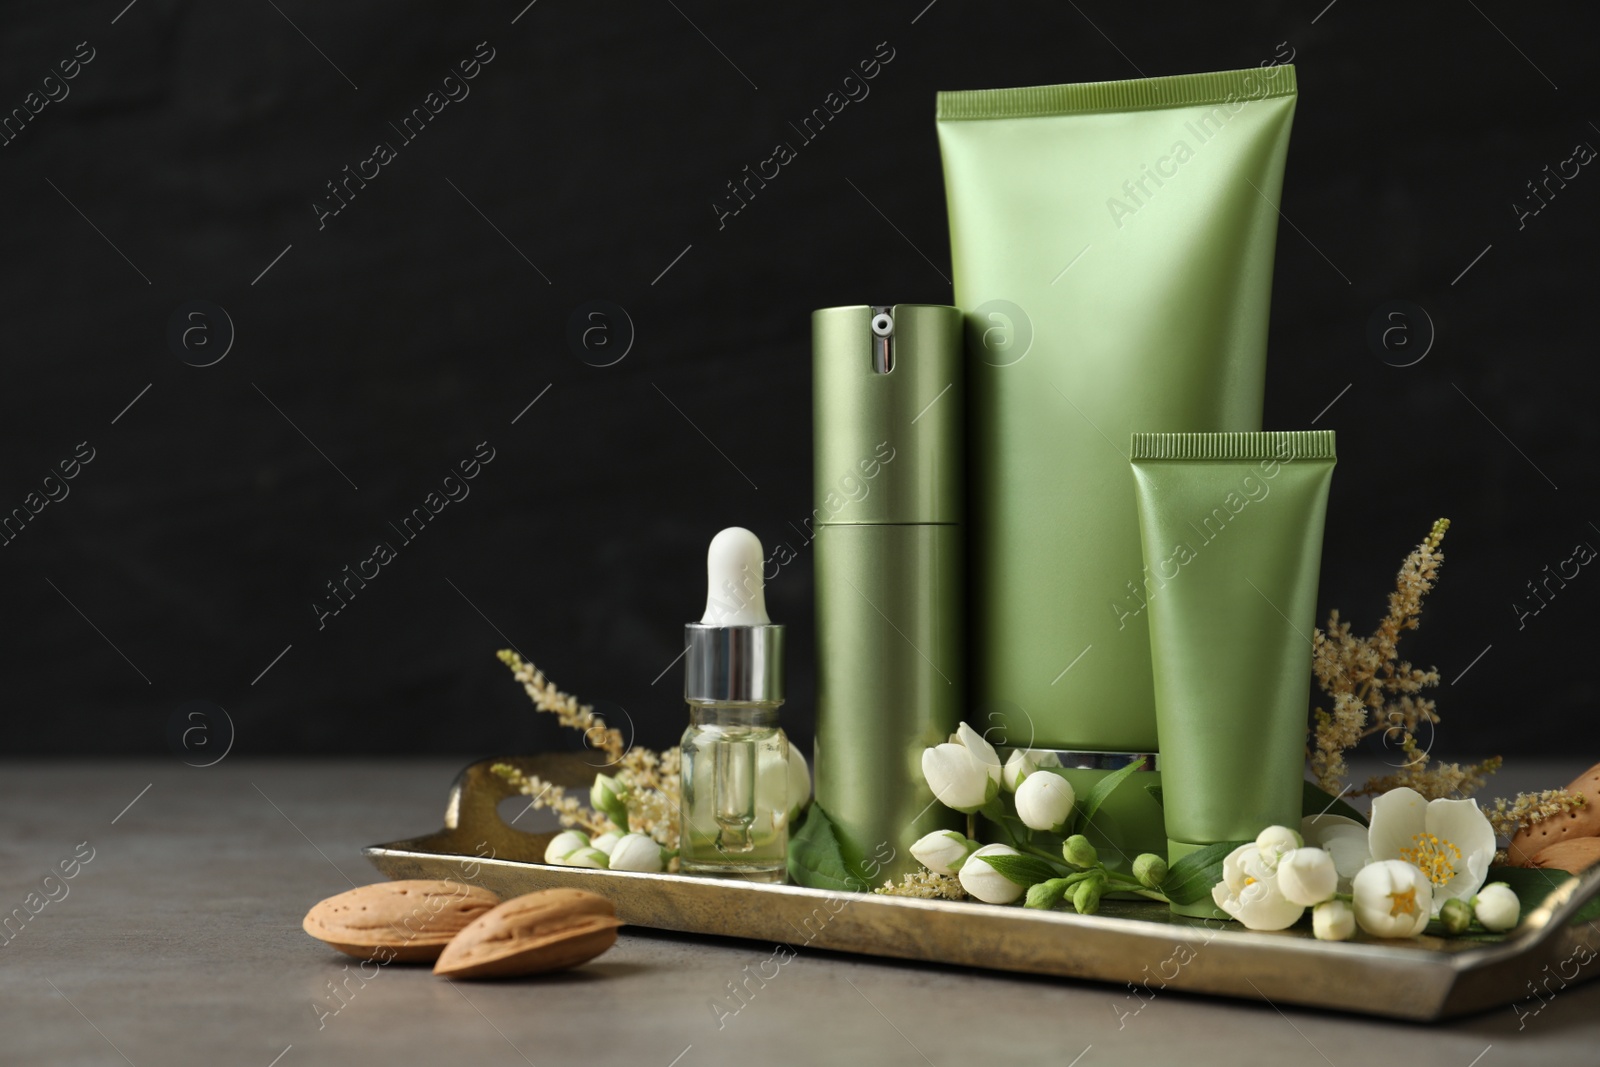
[811,304,964,885]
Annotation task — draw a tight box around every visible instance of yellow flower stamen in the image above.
[1388,886,1420,917]
[1398,831,1462,888]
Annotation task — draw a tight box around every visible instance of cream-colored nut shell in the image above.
[303,880,501,963]
[433,888,622,979]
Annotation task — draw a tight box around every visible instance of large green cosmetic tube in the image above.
[937,67,1296,859]
[1130,431,1335,917]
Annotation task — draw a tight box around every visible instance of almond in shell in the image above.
[1529,837,1600,875]
[1507,761,1600,864]
[303,880,501,963]
[434,888,623,979]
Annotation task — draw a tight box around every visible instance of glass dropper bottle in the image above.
[679,527,788,882]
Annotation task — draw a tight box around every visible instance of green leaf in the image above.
[786,804,869,893]
[1078,757,1148,830]
[1145,784,1163,808]
[1301,781,1367,826]
[977,851,1064,888]
[1160,840,1249,906]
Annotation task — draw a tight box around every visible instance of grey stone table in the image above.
[4,758,1597,1067]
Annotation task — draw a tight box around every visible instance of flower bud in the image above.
[922,742,1001,814]
[1071,875,1104,915]
[910,830,978,876]
[564,847,610,869]
[544,830,590,864]
[1276,847,1339,907]
[1015,771,1077,833]
[1439,897,1473,935]
[1255,825,1302,869]
[1061,834,1098,870]
[1473,883,1520,932]
[1002,748,1060,792]
[786,742,813,821]
[1024,877,1071,910]
[957,844,1026,904]
[1002,749,1035,792]
[954,723,1004,782]
[1312,899,1356,941]
[609,833,667,872]
[590,773,630,831]
[1132,853,1168,890]
[590,831,623,856]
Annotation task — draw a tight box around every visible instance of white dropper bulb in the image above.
[701,527,771,626]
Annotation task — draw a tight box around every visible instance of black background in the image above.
[3,1,1595,763]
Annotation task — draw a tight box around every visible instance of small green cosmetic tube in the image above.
[1129,431,1335,917]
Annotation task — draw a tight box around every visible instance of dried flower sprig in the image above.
[495,650,624,762]
[1310,519,1465,796]
[613,746,683,849]
[1308,520,1579,836]
[491,651,682,852]
[1357,743,1503,801]
[490,764,612,836]
[1487,788,1587,838]
[874,871,967,900]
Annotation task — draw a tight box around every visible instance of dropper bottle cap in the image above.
[684,527,785,704]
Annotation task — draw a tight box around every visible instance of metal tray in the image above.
[364,755,1600,1021]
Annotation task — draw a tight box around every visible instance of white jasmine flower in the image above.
[958,844,1025,904]
[1212,843,1304,931]
[590,773,629,829]
[921,724,1002,814]
[608,833,666,873]
[1352,859,1433,938]
[757,741,809,827]
[1368,787,1495,916]
[955,724,1003,784]
[1312,899,1356,941]
[564,847,611,870]
[910,830,978,876]
[1255,825,1302,870]
[1473,883,1520,932]
[590,832,623,856]
[1014,771,1077,833]
[1301,813,1371,894]
[544,830,591,865]
[1002,748,1059,792]
[1002,749,1032,792]
[786,741,812,820]
[1276,847,1339,907]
